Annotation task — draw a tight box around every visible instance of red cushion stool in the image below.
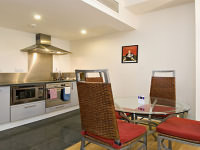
[156,117,200,150]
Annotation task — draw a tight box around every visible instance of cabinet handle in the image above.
[71,82,73,90]
[24,105,36,109]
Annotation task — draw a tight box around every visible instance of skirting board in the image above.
[0,105,79,132]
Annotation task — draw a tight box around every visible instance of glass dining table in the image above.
[114,96,190,139]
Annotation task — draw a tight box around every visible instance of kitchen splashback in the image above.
[0,53,75,83]
[0,53,52,83]
[26,52,53,81]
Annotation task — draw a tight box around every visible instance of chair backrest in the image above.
[150,70,176,107]
[75,69,110,83]
[85,77,103,82]
[77,81,120,141]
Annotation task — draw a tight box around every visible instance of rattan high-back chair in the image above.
[76,69,127,119]
[85,77,103,82]
[75,69,147,150]
[150,70,176,107]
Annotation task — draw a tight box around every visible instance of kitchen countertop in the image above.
[0,79,76,86]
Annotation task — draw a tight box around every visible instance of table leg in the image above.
[131,113,134,120]
[183,111,189,118]
[148,114,157,141]
[135,114,138,124]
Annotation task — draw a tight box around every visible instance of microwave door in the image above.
[13,87,37,104]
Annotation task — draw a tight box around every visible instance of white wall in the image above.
[195,0,200,121]
[0,27,32,73]
[0,27,71,73]
[52,38,71,72]
[71,3,196,118]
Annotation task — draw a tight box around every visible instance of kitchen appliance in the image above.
[11,84,45,105]
[45,82,71,111]
[20,33,71,55]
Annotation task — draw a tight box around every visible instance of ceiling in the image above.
[0,0,133,41]
[0,0,194,41]
[124,0,194,14]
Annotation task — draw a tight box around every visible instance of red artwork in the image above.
[122,45,138,63]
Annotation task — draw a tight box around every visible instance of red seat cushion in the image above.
[115,111,122,119]
[82,120,146,149]
[157,117,200,142]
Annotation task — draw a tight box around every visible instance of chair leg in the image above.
[168,140,172,150]
[158,135,162,150]
[80,137,86,150]
[144,133,147,150]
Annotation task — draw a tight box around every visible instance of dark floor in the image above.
[0,110,82,150]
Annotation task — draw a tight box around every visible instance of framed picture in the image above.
[122,45,138,63]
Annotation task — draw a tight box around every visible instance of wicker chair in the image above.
[76,69,126,119]
[85,77,104,82]
[135,70,176,121]
[148,70,176,120]
[75,69,147,150]
[150,70,176,107]
[157,116,200,150]
[85,76,124,119]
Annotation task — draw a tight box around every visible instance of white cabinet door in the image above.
[11,100,45,122]
[70,82,79,106]
[0,86,10,124]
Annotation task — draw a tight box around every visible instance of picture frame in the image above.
[122,45,138,63]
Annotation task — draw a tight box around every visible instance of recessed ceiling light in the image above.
[81,29,87,35]
[34,14,41,20]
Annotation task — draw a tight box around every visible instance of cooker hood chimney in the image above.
[21,33,71,55]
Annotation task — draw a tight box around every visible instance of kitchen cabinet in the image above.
[70,81,79,106]
[0,86,10,124]
[11,100,45,122]
[46,103,71,113]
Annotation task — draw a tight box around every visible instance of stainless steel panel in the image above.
[25,53,52,81]
[21,33,71,55]
[36,33,51,45]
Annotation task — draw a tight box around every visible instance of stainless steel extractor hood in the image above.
[21,33,71,55]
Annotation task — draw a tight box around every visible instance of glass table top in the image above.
[114,96,190,115]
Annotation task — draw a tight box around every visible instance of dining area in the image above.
[68,69,200,150]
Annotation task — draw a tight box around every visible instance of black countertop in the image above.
[0,80,76,86]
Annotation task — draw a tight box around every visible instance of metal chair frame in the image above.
[152,70,175,77]
[75,69,110,83]
[75,69,147,150]
[157,134,200,150]
[81,134,147,150]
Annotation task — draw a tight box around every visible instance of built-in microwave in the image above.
[11,84,45,105]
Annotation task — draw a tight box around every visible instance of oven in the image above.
[11,84,45,105]
[45,82,71,108]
